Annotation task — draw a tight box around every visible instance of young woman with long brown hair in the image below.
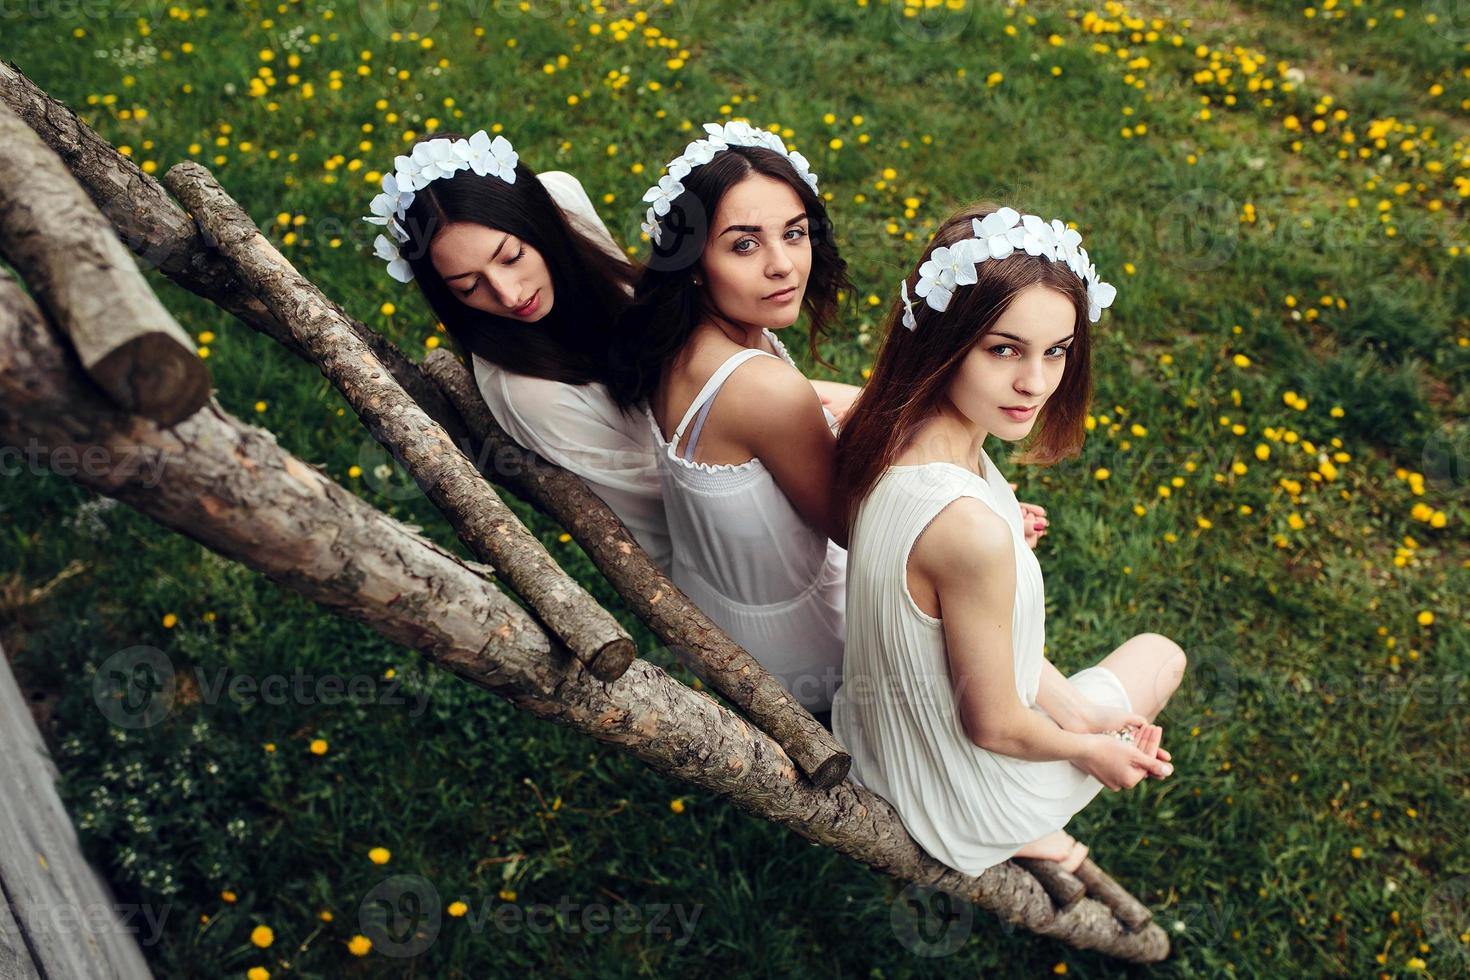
[829,204,1188,874]
[363,129,672,568]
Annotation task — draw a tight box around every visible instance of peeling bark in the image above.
[0,101,208,425]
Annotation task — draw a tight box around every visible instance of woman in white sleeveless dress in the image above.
[830,203,1188,875]
[605,123,854,714]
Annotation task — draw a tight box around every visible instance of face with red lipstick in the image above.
[946,283,1076,440]
[429,222,555,322]
[697,174,812,333]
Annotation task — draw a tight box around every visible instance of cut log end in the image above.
[586,637,637,682]
[90,330,211,425]
[1012,857,1086,914]
[806,750,852,791]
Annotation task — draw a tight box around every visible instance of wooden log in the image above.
[424,348,852,788]
[0,59,467,453]
[0,57,846,786]
[1013,858,1086,914]
[0,644,156,980]
[0,260,1168,965]
[160,161,635,682]
[0,100,208,426]
[1074,858,1154,933]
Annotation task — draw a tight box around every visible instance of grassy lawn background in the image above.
[1,0,1467,975]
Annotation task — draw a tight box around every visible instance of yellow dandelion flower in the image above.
[347,934,372,956]
[309,738,329,755]
[250,924,274,948]
[448,901,468,918]
[368,847,391,865]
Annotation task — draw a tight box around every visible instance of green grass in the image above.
[1,0,1468,976]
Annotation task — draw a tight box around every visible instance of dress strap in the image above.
[670,347,776,450]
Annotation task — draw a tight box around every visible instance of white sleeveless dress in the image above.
[471,171,672,574]
[644,333,846,713]
[829,450,1133,876]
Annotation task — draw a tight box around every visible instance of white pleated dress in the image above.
[471,171,672,574]
[645,331,846,713]
[830,449,1133,876]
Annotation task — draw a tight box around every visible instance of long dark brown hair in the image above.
[834,202,1095,530]
[604,144,852,411]
[386,130,639,385]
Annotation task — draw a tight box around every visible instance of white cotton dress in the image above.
[644,332,847,713]
[470,171,672,574]
[829,449,1134,876]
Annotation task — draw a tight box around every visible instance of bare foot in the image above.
[1014,830,1089,873]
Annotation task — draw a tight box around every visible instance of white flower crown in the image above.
[639,120,820,247]
[362,129,520,283]
[899,207,1117,331]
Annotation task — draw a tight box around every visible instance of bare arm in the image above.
[738,360,847,548]
[1034,658,1091,734]
[918,499,1093,764]
[809,379,862,428]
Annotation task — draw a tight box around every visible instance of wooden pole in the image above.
[0,101,208,426]
[158,160,635,681]
[0,643,156,979]
[424,348,852,788]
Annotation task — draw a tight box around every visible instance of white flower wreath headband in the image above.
[640,120,820,246]
[899,207,1117,331]
[362,129,520,284]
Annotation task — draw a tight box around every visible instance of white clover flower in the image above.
[900,279,918,331]
[638,121,822,252]
[361,130,522,284]
[466,130,518,183]
[641,206,663,245]
[914,243,978,312]
[1088,275,1117,322]
[903,209,1116,326]
[642,174,686,217]
[1018,212,1058,258]
[373,234,413,284]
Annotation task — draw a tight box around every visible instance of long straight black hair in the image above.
[387,130,640,385]
[604,145,852,411]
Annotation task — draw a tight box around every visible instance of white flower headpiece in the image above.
[639,120,820,247]
[362,129,520,283]
[898,207,1117,330]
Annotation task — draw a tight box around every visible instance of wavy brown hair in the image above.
[605,144,852,411]
[834,202,1096,531]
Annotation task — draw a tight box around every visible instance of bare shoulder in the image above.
[911,496,1015,585]
[721,351,817,416]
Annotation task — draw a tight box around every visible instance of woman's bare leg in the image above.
[1013,829,1089,873]
[1094,632,1188,723]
